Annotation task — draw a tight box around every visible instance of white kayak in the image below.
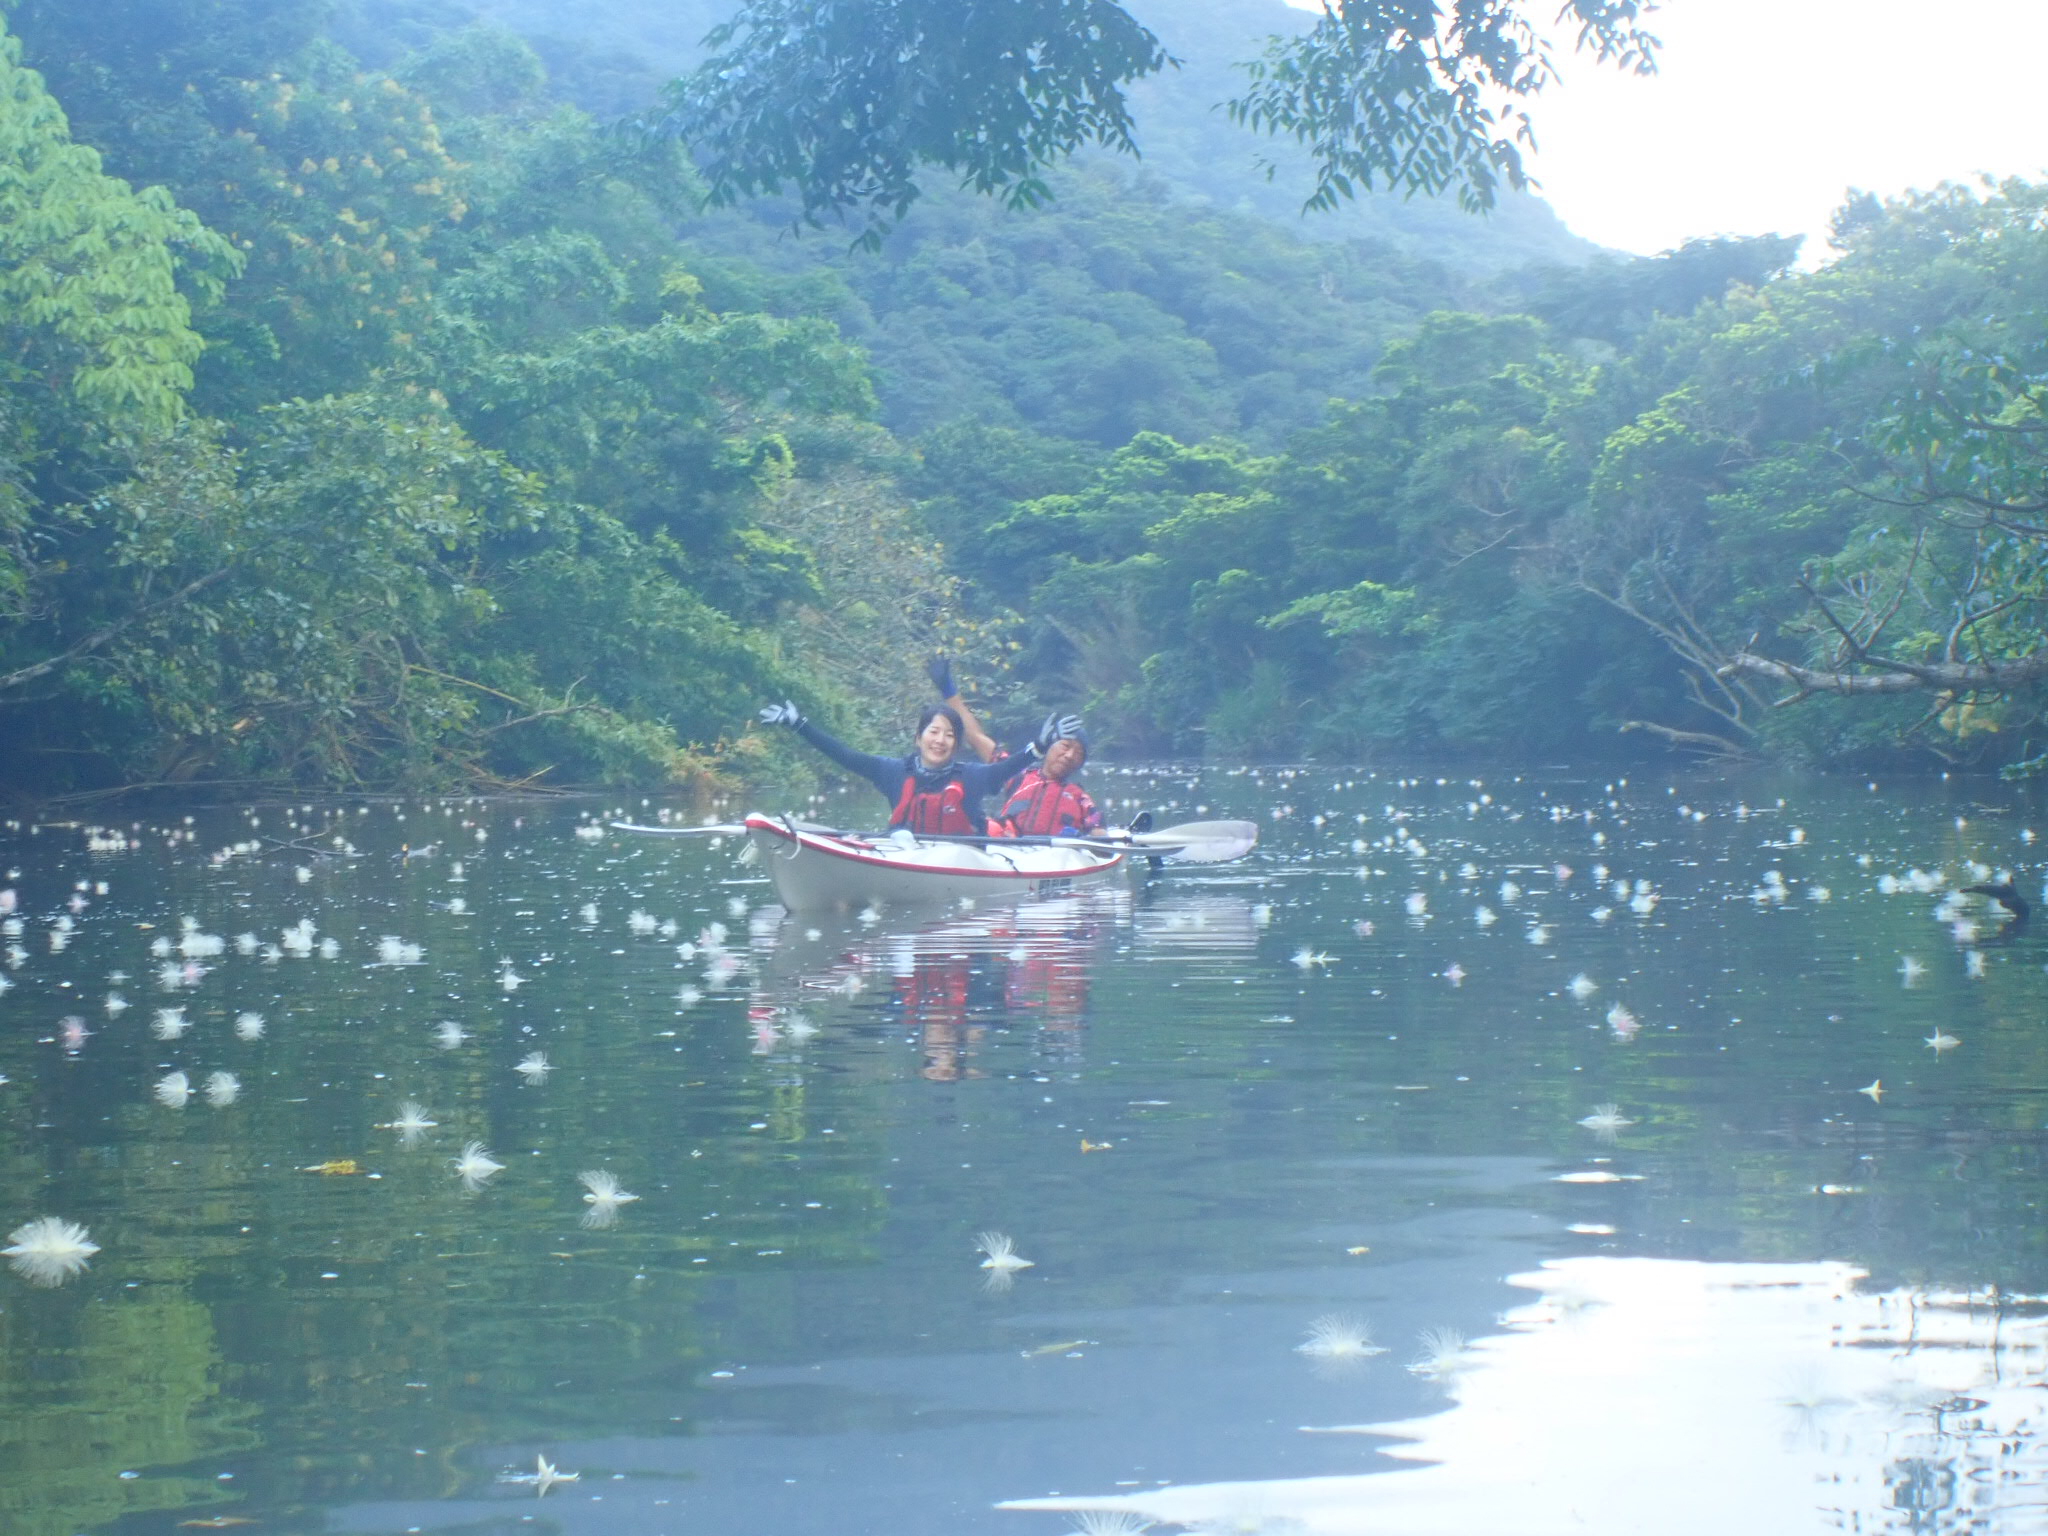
[743,813,1126,912]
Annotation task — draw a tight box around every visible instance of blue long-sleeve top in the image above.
[793,718,1032,831]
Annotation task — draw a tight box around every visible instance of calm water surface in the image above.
[7,766,2048,1536]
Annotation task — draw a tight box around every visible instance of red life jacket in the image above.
[890,772,981,834]
[1001,770,1098,836]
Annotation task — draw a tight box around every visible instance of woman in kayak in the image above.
[757,699,1074,836]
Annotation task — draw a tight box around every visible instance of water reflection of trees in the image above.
[0,1287,251,1534]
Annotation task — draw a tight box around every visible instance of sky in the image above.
[1479,0,2048,260]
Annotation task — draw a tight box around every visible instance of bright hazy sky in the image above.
[1486,0,2048,259]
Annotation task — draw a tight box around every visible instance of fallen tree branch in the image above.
[1619,720,1757,758]
[1721,649,2048,696]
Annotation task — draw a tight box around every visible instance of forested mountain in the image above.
[0,0,2043,798]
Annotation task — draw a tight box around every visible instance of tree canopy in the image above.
[656,0,1660,241]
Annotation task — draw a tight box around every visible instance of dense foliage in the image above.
[925,202,2048,770]
[0,3,979,795]
[1,0,2044,797]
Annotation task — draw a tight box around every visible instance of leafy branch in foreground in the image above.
[651,0,1169,245]
[1232,0,1660,214]
[652,0,1658,239]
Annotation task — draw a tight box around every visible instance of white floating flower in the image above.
[380,1100,437,1146]
[579,1169,641,1228]
[515,1051,552,1084]
[500,1453,579,1496]
[977,1230,1034,1290]
[452,1141,504,1190]
[1407,1325,1470,1381]
[1577,1103,1635,1142]
[203,1070,240,1107]
[1067,1514,1152,1536]
[154,1071,191,1108]
[3,1216,99,1286]
[1295,1313,1386,1363]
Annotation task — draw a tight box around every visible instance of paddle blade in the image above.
[1130,819,1259,865]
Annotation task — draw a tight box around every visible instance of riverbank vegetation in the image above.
[2,0,2046,795]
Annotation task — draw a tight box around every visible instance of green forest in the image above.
[3,0,2047,796]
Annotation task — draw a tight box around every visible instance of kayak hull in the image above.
[744,814,1125,912]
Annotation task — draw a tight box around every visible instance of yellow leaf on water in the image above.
[1023,1339,1094,1357]
[301,1159,360,1175]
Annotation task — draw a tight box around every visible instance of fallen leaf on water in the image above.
[301,1159,360,1176]
[1080,1139,1113,1152]
[1023,1338,1094,1357]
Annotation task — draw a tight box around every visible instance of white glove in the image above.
[759,700,804,727]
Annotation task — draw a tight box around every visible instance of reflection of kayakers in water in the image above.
[743,893,1120,1081]
[759,694,1080,836]
[895,911,1103,1077]
[1001,913,1097,1060]
[891,946,990,1080]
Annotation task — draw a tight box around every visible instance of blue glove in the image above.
[1054,713,1083,741]
[926,655,956,700]
[1034,711,1060,753]
[758,700,804,728]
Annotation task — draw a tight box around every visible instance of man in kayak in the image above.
[758,699,1075,836]
[998,729,1103,836]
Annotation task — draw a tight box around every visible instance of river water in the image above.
[5,766,2048,1536]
